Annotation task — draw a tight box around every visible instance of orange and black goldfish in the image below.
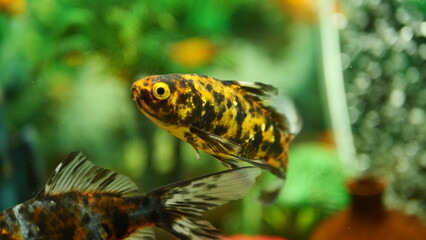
[0,151,260,240]
[131,74,295,180]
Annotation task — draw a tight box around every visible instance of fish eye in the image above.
[153,82,170,100]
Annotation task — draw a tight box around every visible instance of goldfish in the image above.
[131,74,295,179]
[0,151,260,240]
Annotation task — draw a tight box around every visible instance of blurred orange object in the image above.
[0,0,26,15]
[319,129,336,149]
[225,235,286,240]
[311,177,426,240]
[274,0,317,21]
[273,0,343,22]
[170,37,217,68]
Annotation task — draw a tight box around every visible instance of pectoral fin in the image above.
[189,126,241,156]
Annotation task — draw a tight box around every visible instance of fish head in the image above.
[132,74,183,126]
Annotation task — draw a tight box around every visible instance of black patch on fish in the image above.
[212,91,225,105]
[243,94,251,102]
[265,118,272,131]
[178,79,187,88]
[240,87,264,98]
[177,93,191,105]
[112,210,129,238]
[216,105,226,121]
[143,81,148,86]
[251,125,263,150]
[187,84,203,118]
[86,232,96,239]
[234,97,247,124]
[242,82,278,97]
[205,84,213,91]
[18,205,29,215]
[62,192,79,201]
[184,132,196,144]
[59,225,76,239]
[226,99,232,108]
[82,196,89,205]
[255,107,262,115]
[102,223,113,238]
[196,102,216,130]
[26,229,36,238]
[0,216,6,228]
[214,125,228,135]
[248,107,255,114]
[82,213,90,225]
[269,128,284,157]
[5,209,16,222]
[38,211,51,235]
[264,105,289,132]
[137,89,154,107]
[27,207,36,220]
[162,109,180,125]
[261,141,272,151]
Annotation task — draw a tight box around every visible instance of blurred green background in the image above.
[1,0,425,239]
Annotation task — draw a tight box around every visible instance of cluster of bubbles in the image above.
[339,0,426,217]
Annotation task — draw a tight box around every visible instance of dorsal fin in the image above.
[36,151,140,198]
[224,80,291,132]
[224,80,278,99]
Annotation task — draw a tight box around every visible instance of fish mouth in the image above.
[131,84,146,109]
[131,84,140,101]
[131,84,157,119]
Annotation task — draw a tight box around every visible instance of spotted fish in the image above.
[0,151,260,240]
[131,74,296,180]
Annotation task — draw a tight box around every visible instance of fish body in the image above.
[0,152,260,240]
[0,193,148,239]
[132,74,295,178]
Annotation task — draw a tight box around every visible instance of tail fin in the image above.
[145,167,261,240]
[256,93,301,205]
